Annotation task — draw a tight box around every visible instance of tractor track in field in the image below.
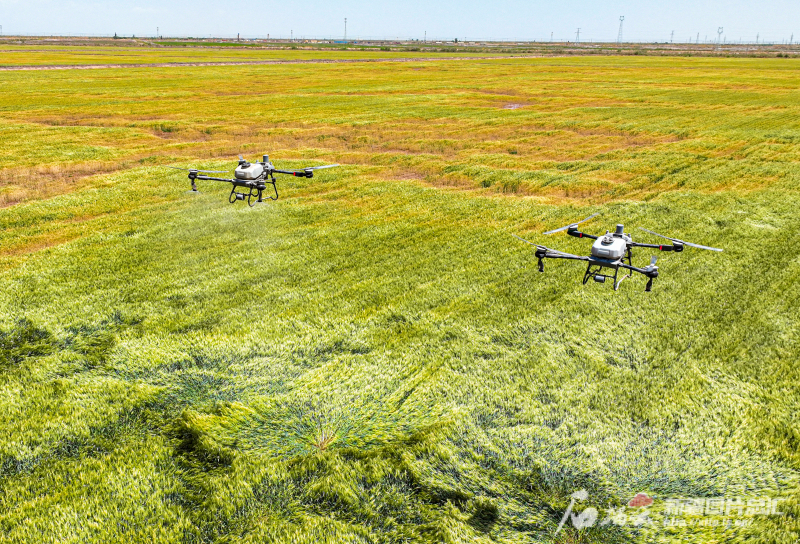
[0,56,532,71]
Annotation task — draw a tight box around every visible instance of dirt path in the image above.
[0,56,530,71]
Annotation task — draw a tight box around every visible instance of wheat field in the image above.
[0,48,799,543]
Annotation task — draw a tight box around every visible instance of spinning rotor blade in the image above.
[650,255,658,267]
[678,241,723,252]
[163,166,228,174]
[639,228,723,252]
[512,233,547,250]
[638,228,674,242]
[303,164,340,172]
[544,213,599,235]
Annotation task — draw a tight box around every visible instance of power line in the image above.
[617,16,624,43]
[575,28,581,43]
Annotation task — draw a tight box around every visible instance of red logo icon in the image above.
[628,493,654,508]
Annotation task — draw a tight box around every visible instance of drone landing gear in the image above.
[228,180,279,207]
[264,178,278,201]
[188,173,200,193]
[229,187,263,207]
[614,248,634,290]
[583,263,620,290]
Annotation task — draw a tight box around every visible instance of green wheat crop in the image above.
[0,50,799,543]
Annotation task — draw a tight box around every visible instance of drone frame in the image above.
[187,170,282,207]
[515,218,703,292]
[171,156,338,207]
[531,241,661,292]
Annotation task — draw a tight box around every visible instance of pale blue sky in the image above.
[0,0,797,43]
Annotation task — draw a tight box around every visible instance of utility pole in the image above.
[791,33,794,45]
[617,16,624,43]
[550,31,553,42]
[575,28,581,43]
[157,27,159,38]
[424,30,426,43]
[717,27,723,49]
[344,18,347,42]
[756,33,759,44]
[291,30,293,42]
[697,33,700,44]
[670,30,674,43]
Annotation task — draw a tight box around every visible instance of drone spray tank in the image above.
[234,155,266,181]
[590,226,628,261]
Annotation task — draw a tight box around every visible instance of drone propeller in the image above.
[512,233,548,251]
[650,255,658,266]
[303,164,340,172]
[639,228,723,252]
[544,213,599,235]
[163,166,229,174]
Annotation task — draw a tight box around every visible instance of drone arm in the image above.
[619,262,658,292]
[192,174,265,195]
[566,228,598,240]
[195,175,236,182]
[617,262,653,276]
[619,261,658,283]
[272,169,313,178]
[194,175,263,191]
[630,242,683,252]
[537,251,591,263]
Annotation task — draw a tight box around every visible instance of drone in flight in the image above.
[165,155,338,206]
[514,214,722,292]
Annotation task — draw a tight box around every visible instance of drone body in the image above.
[166,155,338,206]
[515,215,722,292]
